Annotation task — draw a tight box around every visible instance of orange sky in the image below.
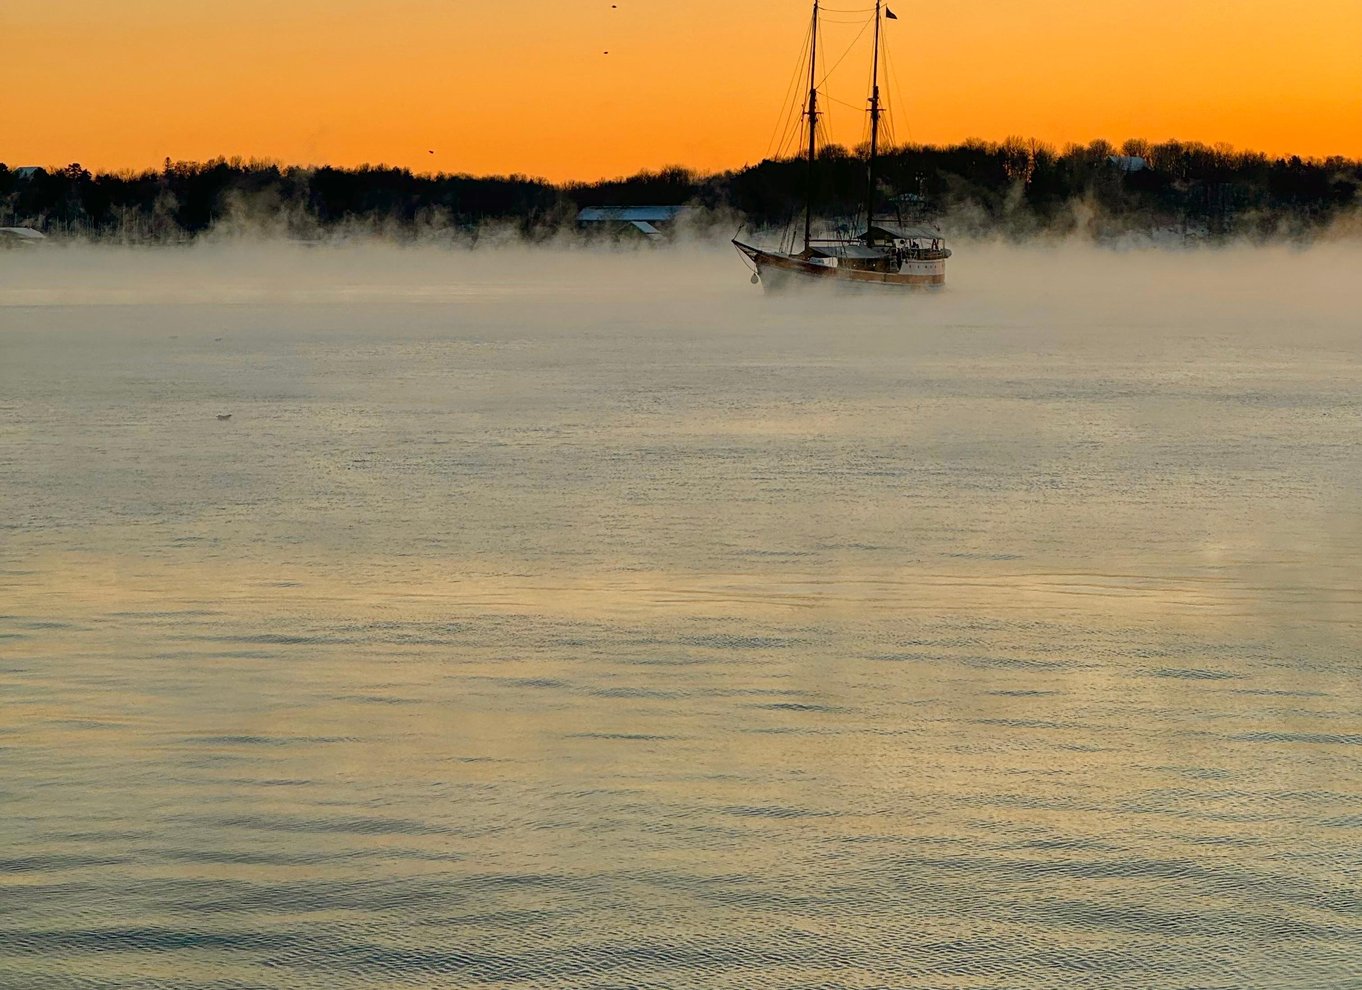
[3,0,1359,181]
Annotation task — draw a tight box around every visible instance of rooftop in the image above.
[576,206,688,223]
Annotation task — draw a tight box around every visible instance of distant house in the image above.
[576,205,689,239]
[0,227,46,245]
[12,167,43,179]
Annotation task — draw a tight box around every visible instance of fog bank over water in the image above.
[4,235,1361,315]
[4,238,1360,652]
[2,240,1360,989]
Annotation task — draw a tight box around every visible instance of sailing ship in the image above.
[733,0,950,289]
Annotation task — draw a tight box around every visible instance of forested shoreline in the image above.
[4,138,1359,244]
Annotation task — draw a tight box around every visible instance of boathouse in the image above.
[576,205,688,240]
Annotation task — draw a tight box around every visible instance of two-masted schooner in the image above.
[733,0,951,289]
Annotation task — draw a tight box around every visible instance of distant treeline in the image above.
[3,138,1359,243]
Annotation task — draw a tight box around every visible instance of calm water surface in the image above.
[2,243,1360,988]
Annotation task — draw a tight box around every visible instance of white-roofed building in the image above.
[0,227,47,245]
[576,205,689,239]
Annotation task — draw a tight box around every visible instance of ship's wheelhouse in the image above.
[859,223,952,262]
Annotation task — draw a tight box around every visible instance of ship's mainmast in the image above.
[803,0,820,252]
[864,0,883,231]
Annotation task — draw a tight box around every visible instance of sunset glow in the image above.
[6,0,1361,180]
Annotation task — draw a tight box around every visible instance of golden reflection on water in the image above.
[2,244,1361,988]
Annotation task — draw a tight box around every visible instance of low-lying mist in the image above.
[3,235,1359,338]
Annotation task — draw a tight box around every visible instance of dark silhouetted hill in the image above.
[2,140,1358,243]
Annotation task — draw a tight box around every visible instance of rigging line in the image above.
[791,90,817,155]
[815,14,874,87]
[881,28,912,146]
[764,21,813,160]
[880,52,896,149]
[812,112,828,148]
[770,93,803,163]
[823,92,864,112]
[771,20,814,159]
[856,15,884,153]
[816,115,837,154]
[768,99,801,163]
[778,111,805,161]
[780,58,814,160]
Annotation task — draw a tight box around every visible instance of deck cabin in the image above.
[797,221,951,273]
[860,223,951,262]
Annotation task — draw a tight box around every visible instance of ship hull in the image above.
[733,241,946,291]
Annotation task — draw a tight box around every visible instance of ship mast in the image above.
[803,0,820,252]
[864,0,883,232]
